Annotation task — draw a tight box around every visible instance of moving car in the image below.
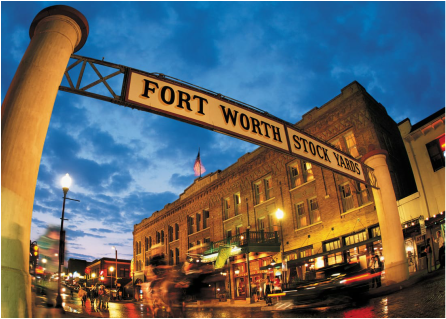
[282,262,376,306]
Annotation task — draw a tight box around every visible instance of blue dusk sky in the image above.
[1,1,444,263]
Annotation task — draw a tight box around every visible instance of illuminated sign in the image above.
[125,71,366,183]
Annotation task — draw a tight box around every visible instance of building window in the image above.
[344,230,367,246]
[156,231,161,244]
[223,198,230,220]
[196,213,201,232]
[189,242,194,249]
[344,131,360,158]
[356,182,372,206]
[175,248,180,265]
[299,246,313,258]
[331,138,343,151]
[265,177,273,200]
[175,224,179,240]
[188,216,194,235]
[161,230,164,244]
[149,237,152,248]
[204,237,211,244]
[308,197,321,224]
[168,226,174,242]
[295,202,308,228]
[234,193,241,216]
[169,250,174,265]
[254,181,263,205]
[426,135,445,171]
[339,183,354,212]
[227,230,232,238]
[258,218,265,230]
[236,225,242,236]
[145,237,149,251]
[289,161,314,188]
[327,252,343,266]
[138,241,141,254]
[203,210,209,229]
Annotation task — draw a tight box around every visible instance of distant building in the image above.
[133,81,417,300]
[398,108,445,272]
[85,257,131,288]
[67,258,87,277]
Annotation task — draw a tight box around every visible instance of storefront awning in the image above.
[287,236,381,268]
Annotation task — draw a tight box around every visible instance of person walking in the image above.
[369,255,382,288]
[434,230,444,269]
[78,287,87,306]
[425,238,433,273]
[265,280,272,306]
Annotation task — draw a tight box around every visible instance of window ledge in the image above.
[289,179,316,192]
[188,227,210,236]
[223,214,243,223]
[295,221,322,232]
[341,202,374,216]
[254,196,276,208]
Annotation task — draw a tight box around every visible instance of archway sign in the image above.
[60,54,375,187]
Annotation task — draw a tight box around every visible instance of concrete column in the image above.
[363,149,409,285]
[1,6,88,317]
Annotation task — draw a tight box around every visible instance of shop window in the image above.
[175,224,179,240]
[426,135,445,171]
[324,239,341,252]
[327,252,343,266]
[295,202,308,228]
[223,198,230,220]
[370,226,381,238]
[344,230,367,246]
[339,183,354,212]
[356,182,372,206]
[346,244,367,263]
[308,197,321,224]
[344,131,360,158]
[234,193,241,216]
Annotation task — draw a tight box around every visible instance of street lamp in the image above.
[112,246,118,294]
[275,208,285,285]
[109,266,115,289]
[55,174,79,309]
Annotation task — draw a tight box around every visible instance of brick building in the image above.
[133,81,417,300]
[85,257,131,288]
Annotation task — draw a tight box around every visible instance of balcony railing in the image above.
[204,230,280,255]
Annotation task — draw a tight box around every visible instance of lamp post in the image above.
[275,208,286,286]
[55,174,71,308]
[55,174,79,309]
[109,266,114,289]
[112,246,118,293]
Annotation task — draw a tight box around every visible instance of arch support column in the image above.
[1,6,88,317]
[363,149,409,286]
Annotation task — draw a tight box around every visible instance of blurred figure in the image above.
[369,255,382,288]
[78,287,87,306]
[434,230,444,269]
[425,238,433,273]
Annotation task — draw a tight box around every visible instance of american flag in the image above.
[193,149,206,177]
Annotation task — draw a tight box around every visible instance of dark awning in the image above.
[259,264,281,271]
[286,236,381,268]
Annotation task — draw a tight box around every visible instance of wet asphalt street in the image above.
[34,271,444,318]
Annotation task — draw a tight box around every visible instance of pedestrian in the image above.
[265,280,272,306]
[434,230,444,269]
[273,276,282,293]
[369,255,382,288]
[425,238,433,272]
[78,287,87,306]
[250,278,257,302]
[98,286,104,310]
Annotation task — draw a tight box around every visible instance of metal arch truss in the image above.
[59,54,129,105]
[59,54,379,190]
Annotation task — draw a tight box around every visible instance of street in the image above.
[33,271,444,318]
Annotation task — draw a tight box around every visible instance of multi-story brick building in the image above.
[133,81,417,300]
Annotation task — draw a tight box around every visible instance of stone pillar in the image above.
[1,6,88,317]
[363,149,409,285]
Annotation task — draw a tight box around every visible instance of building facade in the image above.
[67,258,87,277]
[398,109,445,272]
[85,257,131,288]
[133,81,417,300]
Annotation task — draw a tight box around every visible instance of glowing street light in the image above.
[275,208,286,285]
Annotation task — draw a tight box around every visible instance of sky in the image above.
[1,1,444,264]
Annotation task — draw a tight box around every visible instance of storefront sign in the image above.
[415,234,425,244]
[125,71,367,184]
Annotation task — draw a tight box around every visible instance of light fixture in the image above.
[235,269,240,275]
[276,208,284,220]
[61,173,72,190]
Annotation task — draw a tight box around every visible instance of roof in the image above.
[410,108,445,132]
